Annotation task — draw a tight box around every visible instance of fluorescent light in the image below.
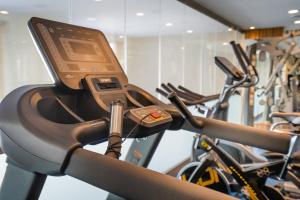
[165,22,173,27]
[87,17,96,21]
[136,12,144,16]
[0,10,9,15]
[223,42,229,46]
[288,9,299,14]
[94,0,102,1]
[295,20,300,24]
[186,30,193,33]
[228,28,233,31]
[249,26,255,30]
[119,35,124,39]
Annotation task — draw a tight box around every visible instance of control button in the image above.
[150,112,161,119]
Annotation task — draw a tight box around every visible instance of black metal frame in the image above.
[199,136,285,200]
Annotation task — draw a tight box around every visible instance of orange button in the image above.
[151,112,161,119]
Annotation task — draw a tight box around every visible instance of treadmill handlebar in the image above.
[72,119,109,140]
[65,148,238,200]
[168,92,204,129]
[168,92,291,154]
[197,117,290,154]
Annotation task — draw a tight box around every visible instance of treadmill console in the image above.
[29,17,172,129]
[28,17,127,90]
[215,56,244,81]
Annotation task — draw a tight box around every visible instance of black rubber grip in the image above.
[168,92,203,129]
[167,83,196,101]
[156,88,169,98]
[178,85,204,99]
[161,83,172,93]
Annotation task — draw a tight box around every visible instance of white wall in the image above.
[0,16,52,97]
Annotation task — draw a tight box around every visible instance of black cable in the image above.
[105,112,152,158]
[122,113,152,143]
[105,110,129,159]
[105,134,122,158]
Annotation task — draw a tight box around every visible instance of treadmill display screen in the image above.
[29,17,128,89]
[69,41,97,55]
[35,22,119,73]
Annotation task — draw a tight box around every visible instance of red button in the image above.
[151,112,161,119]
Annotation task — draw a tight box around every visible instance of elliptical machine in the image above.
[156,43,300,199]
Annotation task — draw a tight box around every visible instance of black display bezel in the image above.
[28,17,128,90]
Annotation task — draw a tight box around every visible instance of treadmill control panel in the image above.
[128,106,172,128]
[29,17,173,128]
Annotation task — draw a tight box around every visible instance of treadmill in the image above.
[0,17,292,200]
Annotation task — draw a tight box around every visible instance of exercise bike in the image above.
[168,92,299,200]
[157,45,300,198]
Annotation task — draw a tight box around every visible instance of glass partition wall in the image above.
[0,0,243,199]
[0,0,243,98]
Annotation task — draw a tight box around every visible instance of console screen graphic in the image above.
[69,41,97,55]
[36,22,119,73]
[29,17,127,89]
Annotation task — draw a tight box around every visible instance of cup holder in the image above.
[37,97,84,124]
[127,90,155,107]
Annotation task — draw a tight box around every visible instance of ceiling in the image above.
[193,0,300,30]
[0,0,229,36]
[0,0,299,35]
